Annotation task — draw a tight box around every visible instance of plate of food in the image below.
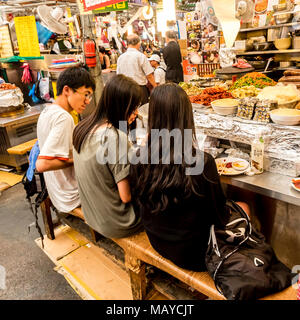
[291,178,300,192]
[215,157,249,176]
[255,0,268,13]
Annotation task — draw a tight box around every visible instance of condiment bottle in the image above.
[251,132,264,174]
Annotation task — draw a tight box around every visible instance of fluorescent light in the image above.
[127,24,133,36]
[163,0,176,22]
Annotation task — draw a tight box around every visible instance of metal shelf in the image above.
[235,49,300,55]
[239,21,300,32]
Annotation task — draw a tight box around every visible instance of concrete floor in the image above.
[0,183,81,300]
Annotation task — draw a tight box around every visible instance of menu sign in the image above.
[14,16,40,57]
[0,24,14,58]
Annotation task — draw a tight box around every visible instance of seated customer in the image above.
[36,67,95,219]
[72,74,143,238]
[130,83,249,271]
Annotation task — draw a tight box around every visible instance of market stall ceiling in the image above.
[0,0,77,12]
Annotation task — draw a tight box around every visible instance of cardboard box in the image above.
[181,49,188,58]
[178,39,187,50]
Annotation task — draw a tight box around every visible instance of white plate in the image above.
[215,157,249,176]
[291,178,300,192]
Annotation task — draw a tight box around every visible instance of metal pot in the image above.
[280,61,293,68]
[248,60,267,69]
[273,12,293,24]
[253,42,271,51]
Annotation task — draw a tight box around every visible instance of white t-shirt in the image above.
[116,48,154,85]
[37,104,80,212]
[154,67,166,85]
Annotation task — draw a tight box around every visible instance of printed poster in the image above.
[14,16,40,57]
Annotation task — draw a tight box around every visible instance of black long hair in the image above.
[130,83,204,214]
[73,74,142,153]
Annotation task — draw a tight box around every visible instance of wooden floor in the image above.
[35,225,168,300]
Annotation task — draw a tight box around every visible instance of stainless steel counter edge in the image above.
[221,171,300,206]
[0,104,49,127]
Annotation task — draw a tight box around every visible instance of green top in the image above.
[73,126,143,238]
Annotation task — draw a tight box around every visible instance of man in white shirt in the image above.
[117,34,157,104]
[36,67,95,218]
[148,54,166,86]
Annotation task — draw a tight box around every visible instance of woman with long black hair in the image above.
[130,83,249,271]
[73,74,143,238]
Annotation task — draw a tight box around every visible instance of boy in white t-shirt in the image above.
[148,54,166,86]
[36,67,95,218]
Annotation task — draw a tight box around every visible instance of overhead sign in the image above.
[83,0,125,11]
[77,0,93,15]
[93,1,128,13]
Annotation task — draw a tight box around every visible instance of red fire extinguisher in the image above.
[84,38,97,68]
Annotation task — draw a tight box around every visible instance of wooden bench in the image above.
[19,139,297,300]
[39,198,297,301]
[7,138,37,156]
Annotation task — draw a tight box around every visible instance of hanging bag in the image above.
[205,200,292,300]
[22,141,48,248]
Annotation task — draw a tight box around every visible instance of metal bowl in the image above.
[248,60,267,69]
[253,42,271,51]
[274,13,292,24]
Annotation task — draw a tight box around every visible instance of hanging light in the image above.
[156,10,167,37]
[163,0,176,22]
[151,25,155,36]
[127,24,133,35]
[142,4,153,20]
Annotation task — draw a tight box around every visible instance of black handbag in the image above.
[22,170,48,248]
[205,200,292,300]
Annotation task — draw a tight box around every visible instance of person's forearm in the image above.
[146,73,157,88]
[36,158,73,173]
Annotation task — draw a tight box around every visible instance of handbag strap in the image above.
[211,200,252,284]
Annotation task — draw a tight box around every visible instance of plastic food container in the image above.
[293,36,300,49]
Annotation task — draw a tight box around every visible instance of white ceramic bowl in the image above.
[211,99,238,116]
[270,109,300,125]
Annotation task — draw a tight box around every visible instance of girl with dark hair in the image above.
[98,46,111,73]
[130,83,249,271]
[73,74,143,238]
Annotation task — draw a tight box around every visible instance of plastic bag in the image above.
[39,78,51,101]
